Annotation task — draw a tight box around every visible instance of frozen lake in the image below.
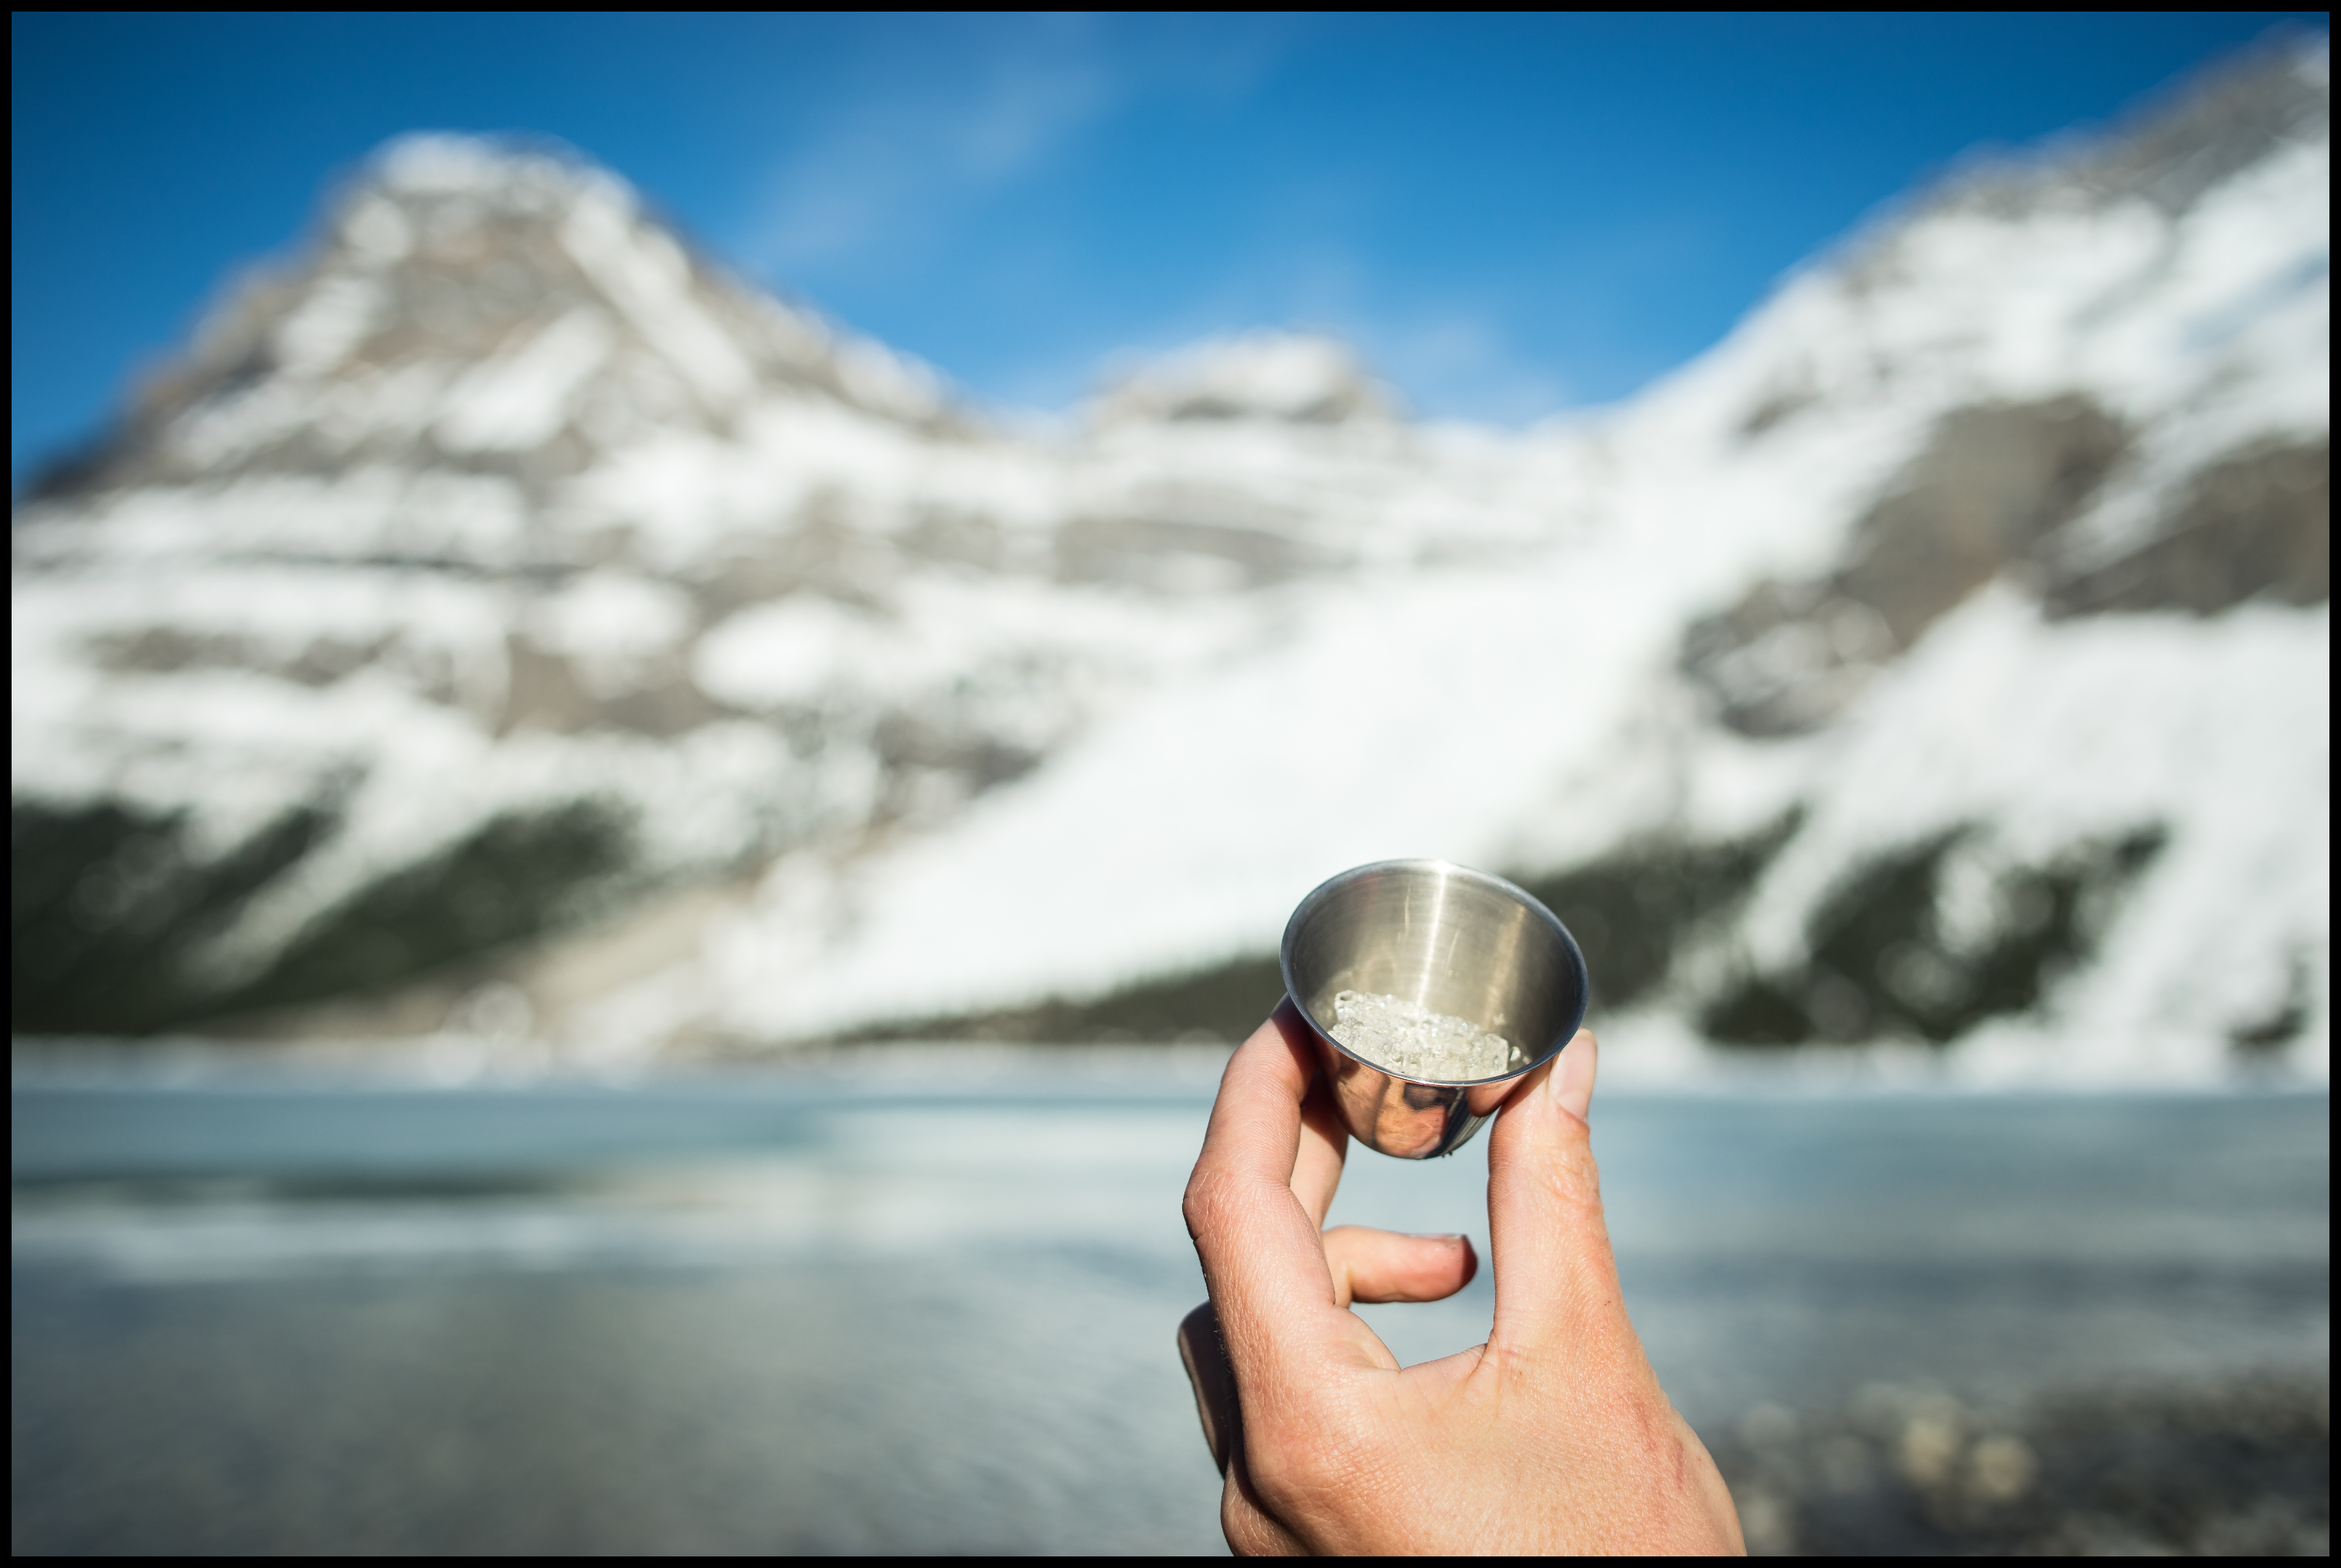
[11,1054,2329,1553]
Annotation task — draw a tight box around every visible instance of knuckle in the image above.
[1546,1138,1604,1203]
[1242,1406,1371,1508]
[1243,1437,1326,1507]
[1181,1166,1241,1239]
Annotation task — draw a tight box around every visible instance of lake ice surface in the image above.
[11,1054,2329,1553]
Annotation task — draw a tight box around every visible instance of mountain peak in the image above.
[1932,32,2328,223]
[371,131,590,201]
[33,134,949,504]
[1089,331,1398,426]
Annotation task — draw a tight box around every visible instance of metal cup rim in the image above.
[1279,857,1588,1089]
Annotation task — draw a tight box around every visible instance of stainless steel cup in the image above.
[1280,859,1589,1159]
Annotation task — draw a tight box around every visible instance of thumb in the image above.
[1483,1030,1635,1356]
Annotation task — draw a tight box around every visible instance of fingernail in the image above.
[1548,1032,1596,1121]
[1409,1231,1468,1243]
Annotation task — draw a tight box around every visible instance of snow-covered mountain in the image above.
[13,40,2328,1084]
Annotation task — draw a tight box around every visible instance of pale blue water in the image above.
[11,1057,2329,1553]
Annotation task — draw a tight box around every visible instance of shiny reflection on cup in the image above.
[1280,860,1589,1159]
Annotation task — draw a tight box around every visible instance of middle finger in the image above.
[1290,1059,1349,1228]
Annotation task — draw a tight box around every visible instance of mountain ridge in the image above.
[12,39,2329,1085]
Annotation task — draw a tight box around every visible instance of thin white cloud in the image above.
[1362,309,1575,425]
[741,15,1301,282]
[746,19,1122,276]
[738,18,1573,427]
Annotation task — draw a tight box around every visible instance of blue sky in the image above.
[10,12,2324,483]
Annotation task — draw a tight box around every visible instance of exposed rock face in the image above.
[11,42,2331,1082]
[1684,396,2134,737]
[2050,437,2330,616]
[1685,406,2329,741]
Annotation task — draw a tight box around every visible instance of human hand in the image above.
[1177,1002,1745,1554]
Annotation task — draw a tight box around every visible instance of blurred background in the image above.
[12,12,2329,1555]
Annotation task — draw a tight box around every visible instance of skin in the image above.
[1178,1002,1746,1556]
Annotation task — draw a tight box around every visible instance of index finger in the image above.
[1182,1005,1361,1383]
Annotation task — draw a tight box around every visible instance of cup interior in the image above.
[1281,860,1588,1084]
